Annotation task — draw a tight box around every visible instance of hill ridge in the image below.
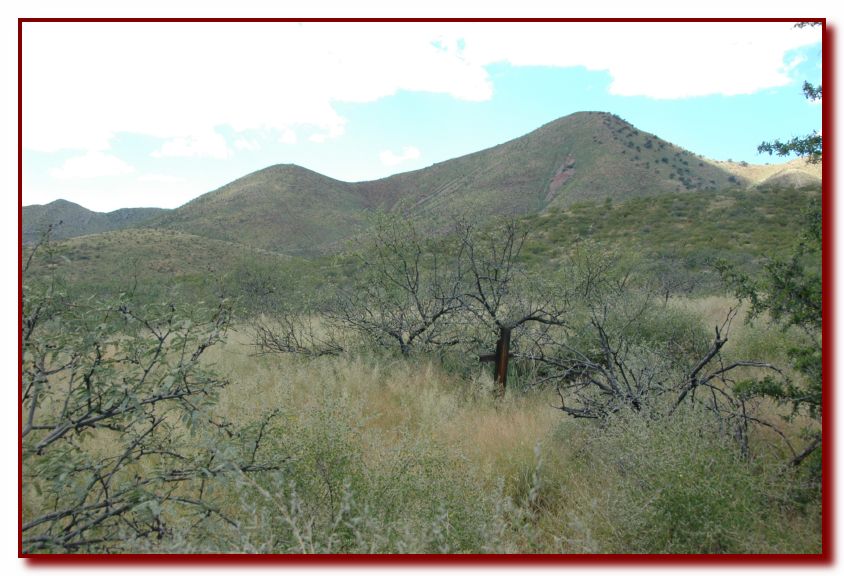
[25,111,821,255]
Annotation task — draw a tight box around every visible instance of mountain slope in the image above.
[355,112,741,218]
[32,185,818,310]
[22,199,167,244]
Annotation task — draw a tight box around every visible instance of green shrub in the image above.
[568,405,821,553]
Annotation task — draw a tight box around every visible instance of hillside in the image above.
[519,186,819,292]
[22,199,167,244]
[711,157,822,189]
[31,184,817,313]
[25,228,311,310]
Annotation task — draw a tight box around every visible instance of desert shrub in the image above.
[567,405,821,553]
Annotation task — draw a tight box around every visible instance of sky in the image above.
[21,21,822,212]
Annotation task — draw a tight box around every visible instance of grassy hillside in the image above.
[22,199,167,244]
[712,156,822,187]
[519,186,819,291]
[31,184,817,312]
[149,165,371,257]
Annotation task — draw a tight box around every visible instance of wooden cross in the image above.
[479,326,512,398]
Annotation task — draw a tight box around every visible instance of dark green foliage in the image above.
[717,200,822,419]
[758,81,822,164]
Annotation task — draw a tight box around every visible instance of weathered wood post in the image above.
[479,325,512,398]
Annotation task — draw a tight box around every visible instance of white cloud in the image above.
[49,152,134,180]
[279,130,298,145]
[138,173,185,183]
[23,21,821,157]
[22,22,489,156]
[234,137,261,151]
[457,22,821,99]
[380,146,421,167]
[151,131,231,159]
[307,121,347,144]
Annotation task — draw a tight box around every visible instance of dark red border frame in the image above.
[17,17,832,566]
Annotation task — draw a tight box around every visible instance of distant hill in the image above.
[30,185,817,310]
[22,199,167,244]
[710,157,822,189]
[24,227,310,310]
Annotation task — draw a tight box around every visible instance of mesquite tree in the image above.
[333,215,466,355]
[22,238,285,553]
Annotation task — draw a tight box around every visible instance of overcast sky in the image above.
[22,20,822,211]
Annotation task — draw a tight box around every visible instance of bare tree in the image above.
[517,247,677,417]
[253,309,344,357]
[515,247,788,460]
[456,218,567,334]
[327,215,466,356]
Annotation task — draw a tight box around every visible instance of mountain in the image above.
[22,199,168,244]
[149,112,746,256]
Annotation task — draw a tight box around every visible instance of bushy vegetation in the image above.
[21,193,823,554]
